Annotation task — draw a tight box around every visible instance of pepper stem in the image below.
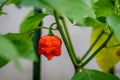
[48,23,56,36]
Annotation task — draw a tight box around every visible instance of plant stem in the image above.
[33,26,57,31]
[60,16,78,62]
[80,31,113,67]
[109,67,115,75]
[48,23,56,36]
[33,9,42,80]
[106,44,120,48]
[33,29,41,80]
[81,30,104,61]
[53,10,78,68]
[22,26,57,35]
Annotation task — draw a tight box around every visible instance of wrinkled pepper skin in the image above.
[38,34,62,60]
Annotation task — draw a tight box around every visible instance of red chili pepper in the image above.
[38,34,62,60]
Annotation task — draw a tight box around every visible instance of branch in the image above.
[80,31,113,67]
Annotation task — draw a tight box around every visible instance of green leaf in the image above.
[97,16,106,23]
[40,0,95,25]
[0,0,5,13]
[91,26,120,72]
[84,17,104,26]
[22,10,34,20]
[0,35,20,67]
[0,0,5,4]
[7,0,21,5]
[0,11,6,15]
[4,33,38,61]
[72,69,120,80]
[94,0,113,18]
[84,17,96,26]
[107,14,120,42]
[0,57,10,68]
[0,35,19,60]
[6,0,46,8]
[20,0,46,8]
[20,13,47,33]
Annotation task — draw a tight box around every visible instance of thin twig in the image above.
[105,44,120,48]
[80,31,113,67]
[81,30,104,61]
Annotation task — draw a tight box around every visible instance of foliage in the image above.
[107,14,120,42]
[91,26,120,72]
[0,35,20,67]
[4,33,38,61]
[0,0,120,80]
[20,12,47,32]
[72,69,120,80]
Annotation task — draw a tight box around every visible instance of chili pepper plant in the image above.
[0,0,120,80]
